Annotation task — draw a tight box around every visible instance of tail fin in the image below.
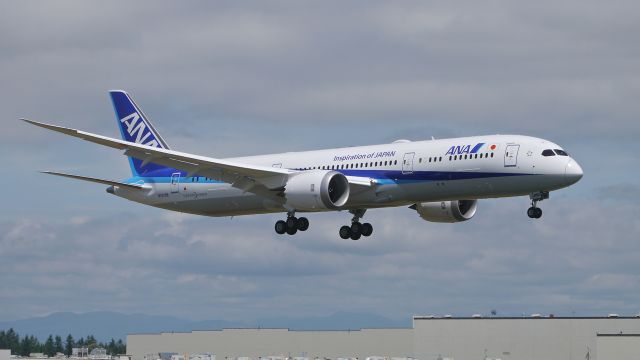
[109,90,171,176]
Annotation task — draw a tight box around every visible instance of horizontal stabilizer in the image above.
[41,171,147,190]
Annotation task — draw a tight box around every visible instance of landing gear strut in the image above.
[527,191,548,219]
[339,209,373,240]
[275,211,309,235]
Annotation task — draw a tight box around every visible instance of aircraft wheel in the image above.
[351,222,362,236]
[286,216,298,230]
[286,226,298,235]
[527,207,536,218]
[297,217,309,231]
[275,220,287,235]
[535,208,543,219]
[361,223,373,237]
[350,232,362,241]
[339,226,351,239]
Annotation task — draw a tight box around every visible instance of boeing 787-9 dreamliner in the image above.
[23,90,583,240]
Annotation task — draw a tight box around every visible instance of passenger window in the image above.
[542,149,555,157]
[439,157,442,162]
[554,149,569,156]
[491,153,494,158]
[449,156,452,161]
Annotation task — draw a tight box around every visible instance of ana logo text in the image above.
[120,112,159,147]
[445,143,485,156]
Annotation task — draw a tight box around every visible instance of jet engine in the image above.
[413,200,478,223]
[284,170,350,211]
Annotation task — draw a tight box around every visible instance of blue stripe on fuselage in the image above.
[124,169,533,185]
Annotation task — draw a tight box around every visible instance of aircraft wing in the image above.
[23,119,293,201]
[24,118,377,201]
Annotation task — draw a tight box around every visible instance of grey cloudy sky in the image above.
[1,1,640,322]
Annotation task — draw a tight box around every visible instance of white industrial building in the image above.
[127,316,640,360]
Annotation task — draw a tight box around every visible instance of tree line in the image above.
[0,329,126,357]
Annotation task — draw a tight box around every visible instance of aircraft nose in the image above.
[565,159,583,185]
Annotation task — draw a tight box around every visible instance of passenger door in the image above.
[402,152,415,174]
[504,144,520,167]
[170,172,180,193]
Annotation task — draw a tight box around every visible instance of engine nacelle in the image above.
[284,170,350,211]
[414,200,478,223]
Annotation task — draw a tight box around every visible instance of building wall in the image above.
[412,317,640,360]
[597,335,640,360]
[127,318,640,360]
[128,328,413,360]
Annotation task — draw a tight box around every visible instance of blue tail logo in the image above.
[109,90,171,176]
[119,112,161,147]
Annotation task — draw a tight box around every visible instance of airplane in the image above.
[23,90,583,240]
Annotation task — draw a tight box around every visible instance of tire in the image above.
[350,232,361,240]
[339,226,351,239]
[297,217,309,231]
[286,217,298,230]
[275,220,287,234]
[286,226,298,235]
[361,223,373,237]
[535,208,543,219]
[527,207,536,218]
[350,222,362,236]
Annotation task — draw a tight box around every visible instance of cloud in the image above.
[2,194,640,321]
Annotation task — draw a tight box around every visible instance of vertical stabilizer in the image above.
[109,90,171,176]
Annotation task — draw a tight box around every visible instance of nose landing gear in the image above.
[275,211,309,235]
[339,209,373,240]
[527,191,549,219]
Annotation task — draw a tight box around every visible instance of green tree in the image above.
[86,335,97,351]
[107,339,117,355]
[116,339,125,355]
[44,335,55,357]
[2,328,21,354]
[65,334,74,356]
[54,335,64,354]
[20,334,40,356]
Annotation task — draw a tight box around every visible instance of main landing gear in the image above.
[339,209,373,240]
[527,191,549,219]
[275,211,309,235]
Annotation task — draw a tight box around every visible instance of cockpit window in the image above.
[554,149,569,156]
[541,149,555,157]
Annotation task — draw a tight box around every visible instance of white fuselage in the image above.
[112,134,583,217]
